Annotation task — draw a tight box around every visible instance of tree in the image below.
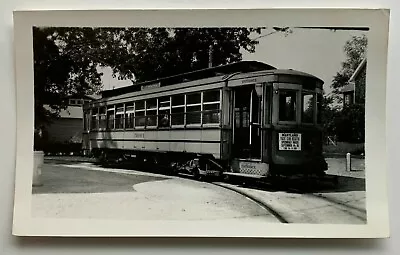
[329,34,367,143]
[94,27,266,82]
[331,34,367,99]
[33,26,270,127]
[33,27,104,126]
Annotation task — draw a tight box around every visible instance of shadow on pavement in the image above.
[32,164,169,195]
[225,174,365,194]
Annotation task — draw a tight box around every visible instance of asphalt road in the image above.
[32,160,281,222]
[31,157,366,224]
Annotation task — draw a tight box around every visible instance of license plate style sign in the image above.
[278,133,301,151]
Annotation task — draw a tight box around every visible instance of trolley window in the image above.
[146,98,157,127]
[279,90,297,122]
[115,104,124,129]
[83,111,88,131]
[302,92,315,124]
[317,94,323,124]
[99,107,107,129]
[91,108,98,130]
[107,106,115,129]
[158,96,171,128]
[135,100,145,127]
[125,103,134,129]
[171,95,185,126]
[203,90,221,124]
[186,92,201,125]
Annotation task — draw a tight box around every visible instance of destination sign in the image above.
[141,82,161,91]
[278,133,301,151]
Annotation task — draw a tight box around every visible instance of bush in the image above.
[334,104,365,143]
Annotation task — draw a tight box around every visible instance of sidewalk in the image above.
[325,157,365,179]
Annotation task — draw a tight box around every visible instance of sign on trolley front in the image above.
[278,133,301,151]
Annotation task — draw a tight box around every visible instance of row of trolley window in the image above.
[85,89,222,131]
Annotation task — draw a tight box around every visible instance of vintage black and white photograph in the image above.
[12,9,390,238]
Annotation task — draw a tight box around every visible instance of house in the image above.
[340,58,367,107]
[41,94,99,154]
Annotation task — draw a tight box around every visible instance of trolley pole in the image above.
[346,152,352,171]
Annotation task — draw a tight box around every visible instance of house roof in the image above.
[349,58,367,82]
[339,58,367,93]
[43,105,83,119]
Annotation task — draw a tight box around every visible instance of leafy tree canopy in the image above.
[331,34,367,97]
[325,33,367,143]
[33,26,273,128]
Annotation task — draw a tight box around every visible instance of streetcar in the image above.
[82,60,328,181]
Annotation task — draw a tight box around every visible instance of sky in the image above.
[100,28,367,96]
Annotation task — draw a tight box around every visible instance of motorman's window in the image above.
[302,92,314,123]
[186,92,201,125]
[171,95,185,125]
[279,90,297,122]
[203,90,221,124]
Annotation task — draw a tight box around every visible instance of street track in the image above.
[268,181,368,223]
[50,157,366,224]
[212,179,367,224]
[306,193,367,222]
[210,182,289,223]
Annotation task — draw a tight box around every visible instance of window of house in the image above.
[279,90,297,122]
[186,93,201,125]
[115,104,124,129]
[302,92,315,123]
[125,103,134,129]
[171,95,185,125]
[344,93,353,106]
[135,100,146,127]
[202,90,221,124]
[158,96,171,128]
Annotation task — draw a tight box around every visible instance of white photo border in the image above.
[12,8,390,238]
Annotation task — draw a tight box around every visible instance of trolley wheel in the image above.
[222,174,231,183]
[193,168,205,182]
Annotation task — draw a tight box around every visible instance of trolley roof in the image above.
[100,61,276,98]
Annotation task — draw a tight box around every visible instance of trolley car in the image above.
[82,61,328,181]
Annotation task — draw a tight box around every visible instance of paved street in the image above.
[31,156,366,224]
[32,160,280,222]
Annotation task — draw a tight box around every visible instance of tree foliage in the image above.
[327,33,367,143]
[331,34,367,97]
[33,26,268,130]
[33,27,104,128]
